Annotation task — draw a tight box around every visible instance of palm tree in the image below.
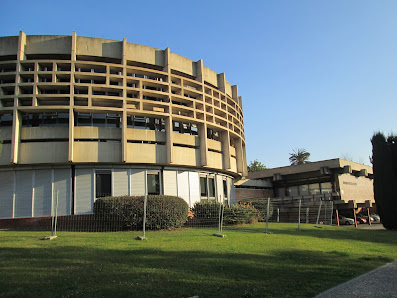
[289,148,310,165]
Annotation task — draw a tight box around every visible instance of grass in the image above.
[0,223,396,297]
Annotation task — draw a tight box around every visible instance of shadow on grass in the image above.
[224,223,397,246]
[0,244,393,298]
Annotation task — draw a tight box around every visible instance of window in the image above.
[96,170,111,198]
[75,113,121,128]
[147,171,161,195]
[207,128,220,141]
[127,115,165,131]
[200,175,216,200]
[320,182,332,194]
[223,180,228,199]
[21,112,69,127]
[308,183,321,195]
[0,114,13,127]
[200,177,207,197]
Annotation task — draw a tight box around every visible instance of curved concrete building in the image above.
[0,31,247,218]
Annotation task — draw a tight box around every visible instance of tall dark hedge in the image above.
[94,195,189,231]
[371,132,397,230]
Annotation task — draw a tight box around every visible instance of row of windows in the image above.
[275,182,333,197]
[95,170,228,201]
[1,113,224,143]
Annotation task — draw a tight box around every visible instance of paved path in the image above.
[315,260,397,297]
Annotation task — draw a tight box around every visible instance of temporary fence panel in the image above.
[216,175,224,202]
[0,170,14,218]
[177,171,190,206]
[130,169,145,196]
[163,170,177,196]
[188,171,200,207]
[112,169,129,196]
[229,177,236,204]
[53,168,71,216]
[33,169,52,217]
[75,169,93,214]
[14,170,33,218]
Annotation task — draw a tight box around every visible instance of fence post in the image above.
[264,198,271,234]
[277,208,280,222]
[298,199,302,230]
[213,197,225,237]
[137,171,148,240]
[306,207,309,224]
[315,200,323,228]
[54,190,59,236]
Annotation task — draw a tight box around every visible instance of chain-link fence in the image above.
[0,193,335,236]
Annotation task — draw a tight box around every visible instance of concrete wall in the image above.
[235,188,274,201]
[338,174,374,203]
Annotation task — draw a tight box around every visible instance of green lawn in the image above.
[0,223,396,297]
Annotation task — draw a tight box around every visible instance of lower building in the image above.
[236,158,374,209]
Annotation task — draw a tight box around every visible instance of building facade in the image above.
[237,159,374,207]
[0,32,247,219]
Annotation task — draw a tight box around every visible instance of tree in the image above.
[371,132,397,230]
[247,159,266,172]
[289,148,310,165]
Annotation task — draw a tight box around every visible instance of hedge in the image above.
[93,195,189,231]
[191,201,260,226]
[238,198,274,221]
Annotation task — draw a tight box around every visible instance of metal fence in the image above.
[0,193,335,236]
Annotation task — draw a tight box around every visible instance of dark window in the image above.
[208,177,215,198]
[0,114,13,127]
[96,170,111,198]
[147,171,160,195]
[223,180,228,198]
[200,177,208,197]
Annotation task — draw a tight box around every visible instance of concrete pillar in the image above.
[221,131,231,170]
[232,85,238,100]
[121,109,127,162]
[196,59,204,83]
[217,73,226,93]
[163,47,171,73]
[68,108,74,162]
[235,137,244,175]
[68,31,77,162]
[71,31,77,61]
[198,123,208,166]
[10,110,21,164]
[165,116,173,163]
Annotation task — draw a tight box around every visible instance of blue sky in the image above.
[2,0,396,167]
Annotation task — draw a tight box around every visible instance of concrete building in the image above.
[0,32,247,219]
[236,159,374,207]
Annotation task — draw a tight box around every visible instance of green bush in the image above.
[94,195,189,231]
[191,201,260,226]
[238,198,274,221]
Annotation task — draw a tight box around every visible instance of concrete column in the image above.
[196,59,204,83]
[68,32,77,162]
[242,143,248,177]
[232,85,238,100]
[10,110,21,164]
[235,137,244,175]
[165,116,173,163]
[217,73,226,93]
[68,108,74,162]
[221,131,231,170]
[122,109,127,162]
[11,31,27,164]
[198,123,208,166]
[121,37,127,162]
[163,47,171,73]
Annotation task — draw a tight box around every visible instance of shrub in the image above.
[238,198,274,221]
[94,195,189,231]
[191,201,260,226]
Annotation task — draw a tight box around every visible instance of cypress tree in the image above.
[371,132,397,230]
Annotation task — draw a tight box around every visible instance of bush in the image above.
[191,201,260,226]
[94,195,189,231]
[238,198,274,221]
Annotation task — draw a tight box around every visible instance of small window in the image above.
[208,177,215,198]
[223,180,228,199]
[147,171,160,195]
[200,177,207,197]
[96,170,112,198]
